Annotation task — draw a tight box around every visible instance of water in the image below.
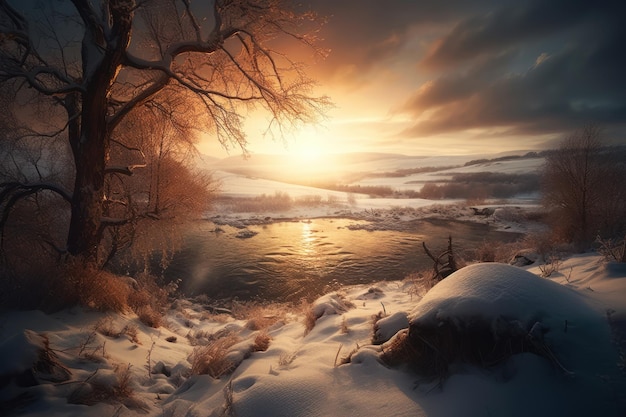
[165,218,521,302]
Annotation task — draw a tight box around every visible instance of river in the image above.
[164,218,521,302]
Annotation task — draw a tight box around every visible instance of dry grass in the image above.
[189,334,240,378]
[403,271,436,298]
[135,305,163,328]
[252,331,271,352]
[93,317,140,344]
[69,364,146,410]
[278,351,297,367]
[40,258,175,326]
[94,317,119,338]
[127,272,172,328]
[340,316,350,334]
[302,304,317,336]
[231,301,288,331]
[335,343,360,367]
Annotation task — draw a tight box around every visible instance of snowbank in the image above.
[1,255,624,417]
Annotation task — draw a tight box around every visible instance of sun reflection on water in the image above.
[300,221,315,256]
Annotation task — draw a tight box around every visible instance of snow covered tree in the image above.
[0,0,328,264]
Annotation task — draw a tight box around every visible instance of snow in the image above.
[409,263,587,325]
[1,254,625,416]
[2,153,625,416]
[207,154,546,235]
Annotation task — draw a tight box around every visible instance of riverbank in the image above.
[1,253,625,416]
[208,198,547,235]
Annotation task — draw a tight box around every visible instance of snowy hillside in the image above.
[1,255,624,416]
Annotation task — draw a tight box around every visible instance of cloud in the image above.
[297,0,626,152]
[395,0,626,140]
[420,0,600,69]
[310,0,495,83]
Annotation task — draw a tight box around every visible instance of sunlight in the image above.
[300,221,315,255]
[293,147,323,166]
[287,124,328,160]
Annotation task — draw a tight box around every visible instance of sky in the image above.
[200,0,626,159]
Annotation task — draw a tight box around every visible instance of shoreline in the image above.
[205,200,547,235]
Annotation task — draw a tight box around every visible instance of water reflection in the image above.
[300,221,314,255]
[165,218,521,302]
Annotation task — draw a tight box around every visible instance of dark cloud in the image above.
[308,0,497,81]
[392,0,626,141]
[419,0,604,68]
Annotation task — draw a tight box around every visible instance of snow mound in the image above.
[0,330,71,387]
[375,262,625,416]
[409,263,586,326]
[405,263,617,374]
[373,311,409,344]
[310,293,354,319]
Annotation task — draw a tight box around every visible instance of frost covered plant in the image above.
[189,335,240,378]
[595,235,626,263]
[69,364,146,410]
[539,257,562,277]
[278,351,297,367]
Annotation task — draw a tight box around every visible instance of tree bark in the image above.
[65,0,133,262]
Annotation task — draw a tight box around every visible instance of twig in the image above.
[333,344,343,368]
[146,340,156,380]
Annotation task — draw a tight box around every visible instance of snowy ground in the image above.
[1,254,625,416]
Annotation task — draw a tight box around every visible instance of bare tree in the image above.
[0,0,329,263]
[542,125,626,246]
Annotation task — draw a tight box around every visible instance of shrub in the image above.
[43,259,131,313]
[189,334,240,378]
[595,235,626,263]
[127,272,173,327]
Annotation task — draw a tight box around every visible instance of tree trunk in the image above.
[66,88,109,262]
[65,1,133,262]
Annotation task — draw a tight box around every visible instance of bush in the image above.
[42,259,132,313]
[189,334,240,378]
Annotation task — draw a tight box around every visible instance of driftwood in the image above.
[422,235,458,281]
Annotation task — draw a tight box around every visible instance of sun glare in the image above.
[293,148,323,165]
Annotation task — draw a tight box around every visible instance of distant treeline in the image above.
[316,172,540,200]
[414,172,540,200]
[317,183,395,198]
[362,166,459,179]
[464,146,626,167]
[463,151,543,167]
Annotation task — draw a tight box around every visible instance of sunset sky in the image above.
[201,0,626,159]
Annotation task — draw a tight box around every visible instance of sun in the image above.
[293,148,323,165]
